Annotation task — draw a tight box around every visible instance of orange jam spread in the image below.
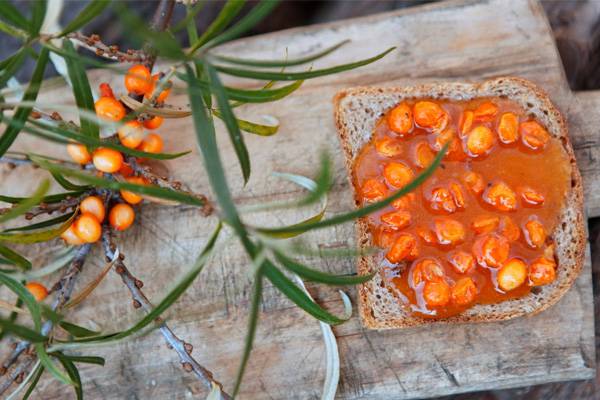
[352,98,571,318]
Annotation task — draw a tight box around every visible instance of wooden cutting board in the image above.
[1,0,596,398]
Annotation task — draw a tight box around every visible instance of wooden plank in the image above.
[0,0,595,399]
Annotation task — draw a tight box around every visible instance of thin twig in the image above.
[101,227,231,399]
[143,0,176,71]
[66,32,146,63]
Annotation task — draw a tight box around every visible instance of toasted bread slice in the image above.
[334,77,586,329]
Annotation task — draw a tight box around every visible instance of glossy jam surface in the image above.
[352,98,571,318]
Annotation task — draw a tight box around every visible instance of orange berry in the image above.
[413,101,448,132]
[387,102,413,136]
[448,250,475,274]
[361,179,387,201]
[95,97,126,122]
[497,258,527,291]
[25,282,48,302]
[462,171,485,195]
[429,187,456,214]
[120,176,146,205]
[414,141,435,168]
[451,277,477,306]
[431,127,458,152]
[375,226,396,249]
[520,186,545,206]
[118,162,134,177]
[391,192,416,210]
[92,147,124,173]
[458,110,474,138]
[383,162,414,188]
[143,116,163,130]
[473,233,510,268]
[375,137,403,157]
[529,257,556,286]
[449,182,465,209]
[60,223,85,246]
[410,258,445,287]
[66,143,91,164]
[520,120,550,150]
[434,217,465,245]
[80,195,105,222]
[471,215,500,235]
[74,212,102,243]
[109,203,135,231]
[523,217,546,248]
[483,181,517,211]
[497,112,519,144]
[138,133,164,154]
[385,233,418,264]
[473,102,498,122]
[125,64,152,95]
[118,120,144,149]
[380,210,411,230]
[144,74,171,103]
[423,281,451,307]
[499,216,520,242]
[416,225,436,244]
[466,125,495,156]
[99,82,115,98]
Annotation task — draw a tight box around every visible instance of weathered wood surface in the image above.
[1,0,597,399]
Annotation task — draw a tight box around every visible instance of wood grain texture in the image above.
[0,0,596,399]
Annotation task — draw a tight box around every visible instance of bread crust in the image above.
[333,77,586,329]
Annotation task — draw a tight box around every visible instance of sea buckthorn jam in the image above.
[352,98,571,318]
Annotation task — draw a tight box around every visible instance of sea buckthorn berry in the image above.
[92,147,124,173]
[423,281,451,307]
[361,179,387,201]
[383,162,414,188]
[74,213,102,243]
[386,233,417,264]
[429,187,456,214]
[483,181,517,211]
[109,203,135,231]
[99,82,115,98]
[523,217,546,248]
[471,215,500,235]
[473,102,498,122]
[145,74,171,103]
[448,250,475,274]
[413,101,448,132]
[497,112,519,144]
[380,210,411,230]
[375,137,403,157]
[387,102,413,135]
[451,277,477,306]
[520,186,545,206]
[391,192,416,210]
[459,111,474,138]
[416,225,436,244]
[120,176,146,205]
[60,223,85,246]
[375,227,396,249]
[25,282,48,302]
[143,115,164,130]
[449,182,465,209]
[432,129,464,161]
[520,120,550,150]
[473,233,510,268]
[434,218,465,245]
[139,133,164,154]
[118,120,145,149]
[80,195,106,222]
[119,162,134,177]
[125,64,152,95]
[462,171,485,195]
[66,143,91,164]
[410,258,445,287]
[529,257,556,286]
[414,141,435,168]
[95,97,126,122]
[497,258,527,291]
[499,216,520,242]
[466,125,495,156]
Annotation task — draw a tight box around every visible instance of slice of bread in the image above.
[333,77,586,329]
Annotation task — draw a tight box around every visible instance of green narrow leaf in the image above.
[51,172,91,191]
[216,47,395,81]
[59,321,101,338]
[189,0,246,54]
[212,109,278,136]
[275,252,374,285]
[62,39,99,139]
[59,0,110,36]
[4,213,73,232]
[0,272,42,329]
[214,40,350,68]
[0,245,32,270]
[0,48,28,90]
[0,318,47,342]
[0,211,75,244]
[0,179,50,224]
[0,2,30,31]
[0,19,28,39]
[172,0,206,33]
[206,63,251,183]
[22,364,45,400]
[0,191,84,205]
[0,47,49,157]
[37,348,75,387]
[57,354,105,366]
[29,0,47,35]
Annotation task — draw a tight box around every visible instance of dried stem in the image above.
[66,32,146,63]
[101,227,231,399]
[144,0,176,71]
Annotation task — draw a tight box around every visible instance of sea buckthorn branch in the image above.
[66,32,146,64]
[100,226,231,399]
